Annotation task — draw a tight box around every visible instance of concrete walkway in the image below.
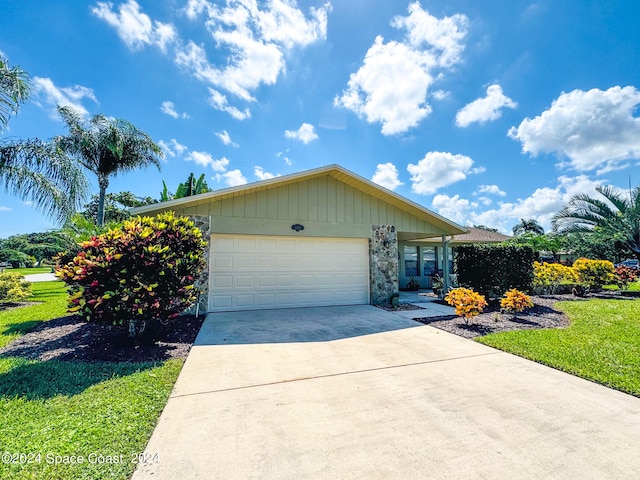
[133,305,640,480]
[396,290,456,319]
[22,272,57,282]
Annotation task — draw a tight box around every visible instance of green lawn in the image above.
[3,267,53,276]
[0,282,183,480]
[478,298,640,396]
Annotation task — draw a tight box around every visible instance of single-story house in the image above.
[131,164,467,312]
[400,228,511,290]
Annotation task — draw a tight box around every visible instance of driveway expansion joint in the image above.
[170,351,499,399]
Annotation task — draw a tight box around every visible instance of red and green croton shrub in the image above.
[56,212,207,338]
[615,265,638,289]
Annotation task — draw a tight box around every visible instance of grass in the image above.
[0,282,68,349]
[3,267,53,275]
[628,281,640,292]
[603,279,640,291]
[478,298,640,396]
[0,282,183,479]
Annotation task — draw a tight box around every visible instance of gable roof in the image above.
[132,164,467,235]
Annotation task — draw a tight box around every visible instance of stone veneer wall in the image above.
[370,225,398,305]
[186,215,210,315]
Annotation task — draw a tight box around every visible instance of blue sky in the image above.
[2,0,640,237]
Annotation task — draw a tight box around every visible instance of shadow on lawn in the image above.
[0,359,156,400]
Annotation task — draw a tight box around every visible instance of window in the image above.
[422,247,436,276]
[404,246,419,276]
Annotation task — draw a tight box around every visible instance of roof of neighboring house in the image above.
[415,227,511,244]
[451,227,511,244]
[131,164,468,235]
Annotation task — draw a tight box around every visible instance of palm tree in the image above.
[512,218,545,236]
[0,55,30,130]
[1,58,88,222]
[552,185,640,261]
[0,139,89,222]
[55,106,163,226]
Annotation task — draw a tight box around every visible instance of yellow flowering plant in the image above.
[500,288,534,318]
[572,258,615,291]
[533,261,577,294]
[444,287,488,325]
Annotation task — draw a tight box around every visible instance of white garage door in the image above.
[209,234,370,312]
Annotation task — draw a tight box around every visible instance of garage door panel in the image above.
[213,256,234,270]
[256,294,276,306]
[214,238,236,252]
[213,276,233,288]
[277,275,295,287]
[297,275,314,287]
[236,256,255,269]
[209,235,369,312]
[237,238,256,250]
[257,275,276,287]
[235,276,255,288]
[277,257,296,268]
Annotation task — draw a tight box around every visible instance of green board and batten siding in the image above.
[168,176,449,239]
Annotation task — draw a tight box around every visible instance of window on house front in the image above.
[404,245,419,276]
[422,247,436,276]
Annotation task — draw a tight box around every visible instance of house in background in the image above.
[400,228,511,290]
[132,164,466,312]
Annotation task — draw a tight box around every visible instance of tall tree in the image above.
[512,218,545,236]
[0,55,30,130]
[55,106,163,226]
[552,185,640,261]
[1,57,88,222]
[81,191,157,224]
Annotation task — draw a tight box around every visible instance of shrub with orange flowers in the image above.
[444,287,488,325]
[500,288,533,318]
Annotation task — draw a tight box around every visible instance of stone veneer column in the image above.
[187,215,210,315]
[370,225,399,305]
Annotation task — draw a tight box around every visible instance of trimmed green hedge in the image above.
[455,244,535,297]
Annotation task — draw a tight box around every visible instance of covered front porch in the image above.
[398,236,454,292]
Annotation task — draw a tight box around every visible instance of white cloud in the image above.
[92,0,176,52]
[276,151,292,166]
[187,151,230,172]
[431,194,478,225]
[372,162,403,191]
[222,169,248,187]
[477,184,506,196]
[407,151,478,195]
[161,101,189,119]
[177,1,330,101]
[431,175,603,233]
[32,77,97,117]
[158,138,187,158]
[215,129,238,146]
[509,86,640,173]
[455,84,517,127]
[0,206,11,212]
[335,2,467,135]
[432,89,450,101]
[254,166,278,180]
[284,123,318,144]
[207,88,251,120]
[392,1,468,67]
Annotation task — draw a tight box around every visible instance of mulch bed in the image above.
[0,314,204,363]
[385,294,590,339]
[415,296,571,339]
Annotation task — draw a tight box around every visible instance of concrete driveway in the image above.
[133,305,640,480]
